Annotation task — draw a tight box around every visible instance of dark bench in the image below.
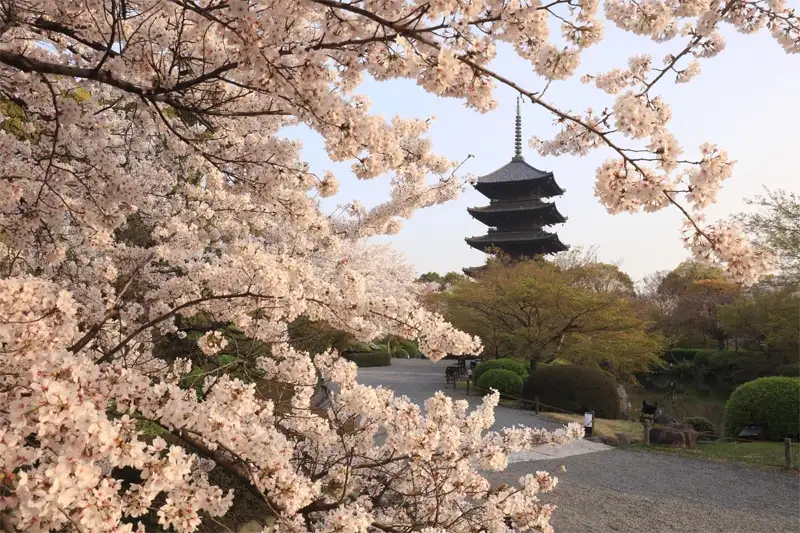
[445,357,475,384]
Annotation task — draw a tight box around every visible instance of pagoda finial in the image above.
[513,96,524,161]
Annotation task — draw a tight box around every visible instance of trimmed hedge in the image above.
[344,351,391,367]
[522,364,620,419]
[477,369,523,397]
[723,376,800,441]
[669,348,699,362]
[667,348,718,365]
[473,359,528,384]
[684,416,717,438]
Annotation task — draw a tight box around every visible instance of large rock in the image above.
[238,521,263,533]
[653,413,678,426]
[615,432,631,446]
[649,426,698,448]
[617,384,631,418]
[587,435,620,446]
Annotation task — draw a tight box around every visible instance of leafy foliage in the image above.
[343,351,392,367]
[683,416,717,438]
[472,359,528,384]
[723,377,800,441]
[734,188,800,285]
[476,369,524,398]
[440,260,663,377]
[393,348,410,359]
[522,364,621,419]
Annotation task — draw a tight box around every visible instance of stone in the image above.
[615,432,631,446]
[649,426,698,448]
[617,384,631,418]
[587,435,619,446]
[238,521,263,533]
[653,413,677,426]
[600,435,619,447]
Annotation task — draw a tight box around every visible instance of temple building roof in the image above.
[465,229,567,246]
[467,199,567,225]
[463,97,569,273]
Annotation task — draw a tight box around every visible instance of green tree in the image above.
[672,279,741,350]
[438,259,663,378]
[417,272,444,284]
[734,188,800,285]
[417,271,466,290]
[719,281,799,355]
[642,260,729,348]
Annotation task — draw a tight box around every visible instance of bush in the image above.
[476,369,523,397]
[393,348,410,359]
[668,348,698,362]
[473,359,528,384]
[692,349,717,367]
[723,376,800,441]
[398,339,421,357]
[522,364,620,419]
[344,351,391,367]
[783,362,800,377]
[684,416,717,438]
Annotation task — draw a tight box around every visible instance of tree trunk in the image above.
[529,358,538,373]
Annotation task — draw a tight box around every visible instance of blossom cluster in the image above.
[0,0,796,531]
[1,278,582,533]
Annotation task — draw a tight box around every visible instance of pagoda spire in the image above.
[513,96,523,161]
[463,96,569,276]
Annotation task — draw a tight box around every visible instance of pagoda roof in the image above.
[477,158,553,184]
[465,230,569,254]
[474,159,564,198]
[462,265,487,278]
[467,199,567,223]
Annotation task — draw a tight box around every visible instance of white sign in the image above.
[584,412,593,428]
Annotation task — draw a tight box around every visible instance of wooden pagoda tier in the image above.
[465,229,568,256]
[467,198,566,228]
[464,99,568,276]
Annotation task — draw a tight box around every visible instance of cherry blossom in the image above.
[1,1,796,532]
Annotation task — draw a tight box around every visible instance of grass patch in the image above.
[628,440,800,472]
[537,412,643,440]
[627,386,728,429]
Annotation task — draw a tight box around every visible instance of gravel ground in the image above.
[357,359,563,432]
[490,442,800,532]
[360,359,800,533]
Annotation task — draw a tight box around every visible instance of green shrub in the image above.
[473,359,528,384]
[783,362,800,377]
[684,416,717,438]
[349,341,381,353]
[668,348,698,362]
[344,351,391,367]
[707,350,740,372]
[393,348,410,359]
[723,376,800,441]
[477,369,523,397]
[398,339,421,357]
[693,349,717,367]
[522,364,620,419]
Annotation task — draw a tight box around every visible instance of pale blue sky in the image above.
[285,22,799,282]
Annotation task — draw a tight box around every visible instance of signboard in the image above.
[584,412,594,437]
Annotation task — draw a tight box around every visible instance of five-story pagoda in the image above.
[464,99,568,276]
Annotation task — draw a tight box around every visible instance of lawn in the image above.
[536,412,643,440]
[629,440,800,471]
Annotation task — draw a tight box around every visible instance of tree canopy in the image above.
[438,259,663,377]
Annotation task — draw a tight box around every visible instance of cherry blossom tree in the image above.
[0,1,797,532]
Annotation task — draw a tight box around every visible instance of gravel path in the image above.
[492,449,800,533]
[359,359,800,532]
[357,358,563,432]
